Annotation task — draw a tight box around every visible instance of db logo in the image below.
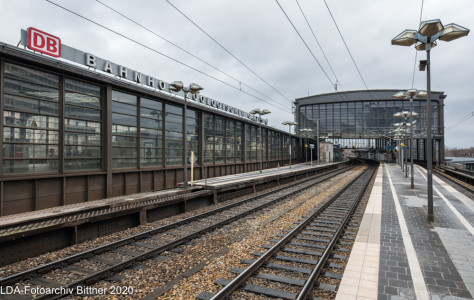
[27,27,61,58]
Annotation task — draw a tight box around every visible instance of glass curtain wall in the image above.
[226,119,235,163]
[186,108,200,165]
[64,78,102,171]
[235,121,243,162]
[215,116,225,164]
[112,91,137,169]
[140,98,163,167]
[164,104,183,166]
[3,63,59,174]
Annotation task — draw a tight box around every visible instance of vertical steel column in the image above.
[183,93,188,187]
[410,98,414,188]
[426,48,434,222]
[105,85,113,198]
[317,120,320,164]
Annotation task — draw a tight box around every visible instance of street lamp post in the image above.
[169,81,203,188]
[392,19,469,222]
[249,108,271,173]
[282,121,297,169]
[393,90,425,188]
[298,129,313,165]
[394,125,403,169]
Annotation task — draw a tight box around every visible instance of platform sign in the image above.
[310,144,315,149]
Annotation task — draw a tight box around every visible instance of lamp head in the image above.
[415,41,437,51]
[391,29,418,46]
[439,23,470,41]
[419,19,444,37]
[406,89,417,97]
[188,83,203,94]
[169,81,183,92]
[249,108,261,115]
[262,109,271,115]
[416,90,427,98]
[393,91,406,99]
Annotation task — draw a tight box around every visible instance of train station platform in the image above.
[337,162,474,300]
[189,161,344,192]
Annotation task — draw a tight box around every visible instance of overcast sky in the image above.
[1,0,473,148]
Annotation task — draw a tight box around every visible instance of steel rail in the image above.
[1,166,353,295]
[297,166,376,299]
[210,165,374,300]
[434,166,474,194]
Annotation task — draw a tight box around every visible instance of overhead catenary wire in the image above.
[274,0,335,88]
[164,0,293,105]
[446,111,474,131]
[95,0,290,112]
[295,0,339,87]
[322,0,373,100]
[294,0,349,100]
[44,0,291,114]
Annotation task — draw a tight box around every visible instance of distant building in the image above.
[319,141,333,162]
[295,90,446,164]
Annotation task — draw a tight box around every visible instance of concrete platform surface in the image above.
[337,163,474,300]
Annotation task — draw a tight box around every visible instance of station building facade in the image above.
[296,90,445,164]
[0,42,299,216]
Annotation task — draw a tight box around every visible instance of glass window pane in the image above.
[166,113,182,124]
[112,147,137,157]
[64,159,101,171]
[65,119,101,133]
[112,101,137,115]
[65,105,101,121]
[65,92,100,109]
[4,111,59,129]
[112,113,137,126]
[65,132,101,146]
[112,90,137,105]
[112,158,137,169]
[140,107,162,122]
[166,104,182,115]
[141,98,162,110]
[3,159,58,174]
[112,136,136,146]
[4,94,59,115]
[4,78,59,101]
[65,78,100,97]
[5,63,59,88]
[165,122,182,132]
[3,144,58,159]
[65,146,101,158]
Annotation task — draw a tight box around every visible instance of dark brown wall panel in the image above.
[125,172,139,194]
[36,178,62,210]
[65,177,87,205]
[112,173,125,197]
[88,175,106,201]
[140,172,153,193]
[3,181,34,215]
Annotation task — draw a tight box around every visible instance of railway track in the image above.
[197,164,377,300]
[0,165,356,299]
[433,166,474,195]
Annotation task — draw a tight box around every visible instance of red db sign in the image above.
[27,27,61,58]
